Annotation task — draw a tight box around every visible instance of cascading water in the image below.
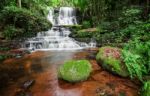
[23,7,96,51]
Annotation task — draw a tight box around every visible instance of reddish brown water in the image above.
[0,50,140,96]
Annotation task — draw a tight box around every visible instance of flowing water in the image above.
[23,7,96,51]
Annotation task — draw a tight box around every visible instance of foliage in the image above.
[0,0,16,10]
[0,47,10,51]
[0,6,51,39]
[70,28,98,43]
[49,0,88,11]
[141,81,150,96]
[58,60,92,82]
[72,31,94,39]
[96,47,129,77]
[124,40,150,71]
[93,6,150,46]
[82,21,91,29]
[3,26,23,40]
[122,50,146,81]
[0,54,12,61]
[121,39,150,81]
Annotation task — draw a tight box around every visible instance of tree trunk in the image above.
[17,0,22,8]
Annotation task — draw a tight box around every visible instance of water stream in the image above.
[0,50,139,96]
[23,7,96,51]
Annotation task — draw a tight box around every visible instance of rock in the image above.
[15,54,22,58]
[21,80,35,90]
[0,32,5,40]
[15,90,33,96]
[78,28,99,33]
[96,46,129,77]
[58,60,92,82]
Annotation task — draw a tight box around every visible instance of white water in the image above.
[23,7,96,51]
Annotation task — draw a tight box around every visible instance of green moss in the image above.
[141,81,150,96]
[58,60,92,82]
[0,54,12,61]
[96,46,129,77]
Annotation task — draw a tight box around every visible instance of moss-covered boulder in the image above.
[96,46,129,77]
[141,81,150,96]
[58,60,92,82]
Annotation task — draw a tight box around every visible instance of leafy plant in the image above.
[82,21,91,29]
[0,54,11,61]
[0,6,51,39]
[0,47,10,51]
[3,25,23,40]
[141,81,150,96]
[122,50,147,81]
[122,39,150,81]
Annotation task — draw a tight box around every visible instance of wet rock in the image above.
[15,54,22,58]
[10,49,30,55]
[95,88,114,96]
[15,90,32,96]
[118,91,127,96]
[96,46,129,77]
[106,82,116,91]
[87,54,96,59]
[58,60,92,82]
[21,80,35,90]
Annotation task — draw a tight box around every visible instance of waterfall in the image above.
[58,7,77,25]
[23,7,96,51]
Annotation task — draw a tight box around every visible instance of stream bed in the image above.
[0,49,139,96]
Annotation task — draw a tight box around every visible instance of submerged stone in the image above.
[21,80,35,90]
[58,60,92,82]
[96,46,129,77]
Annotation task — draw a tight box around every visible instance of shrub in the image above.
[0,54,11,61]
[58,60,92,82]
[3,25,24,40]
[122,39,150,81]
[0,6,51,39]
[82,21,91,29]
[124,40,150,71]
[122,50,146,81]
[141,81,150,96]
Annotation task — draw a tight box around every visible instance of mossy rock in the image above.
[58,60,92,82]
[96,46,129,77]
[141,81,150,96]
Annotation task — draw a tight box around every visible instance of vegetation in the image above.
[0,0,52,39]
[58,60,92,82]
[122,40,150,81]
[122,50,146,81]
[0,54,11,61]
[141,81,150,96]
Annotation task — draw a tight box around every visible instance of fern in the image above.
[122,50,147,81]
[141,81,150,96]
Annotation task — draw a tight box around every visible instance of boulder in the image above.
[58,60,92,82]
[96,46,129,77]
